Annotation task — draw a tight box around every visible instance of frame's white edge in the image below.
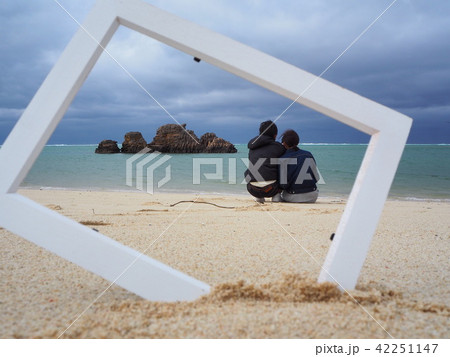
[115,0,413,289]
[116,0,412,135]
[318,127,411,288]
[0,0,210,301]
[0,0,414,296]
[0,1,118,194]
[0,193,210,301]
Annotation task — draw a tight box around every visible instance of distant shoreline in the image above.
[18,186,450,202]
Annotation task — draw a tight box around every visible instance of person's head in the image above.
[281,129,299,149]
[259,120,278,139]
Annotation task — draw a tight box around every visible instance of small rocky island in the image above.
[95,140,120,154]
[121,131,147,153]
[95,124,237,154]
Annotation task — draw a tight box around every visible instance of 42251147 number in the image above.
[376,344,438,354]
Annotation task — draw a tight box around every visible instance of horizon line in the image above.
[0,142,446,147]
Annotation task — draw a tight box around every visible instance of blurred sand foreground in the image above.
[1,189,449,338]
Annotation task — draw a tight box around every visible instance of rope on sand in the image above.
[170,200,235,209]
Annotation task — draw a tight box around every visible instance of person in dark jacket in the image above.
[275,129,319,203]
[245,120,286,203]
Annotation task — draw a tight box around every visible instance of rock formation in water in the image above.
[147,124,200,153]
[95,140,120,154]
[121,131,147,153]
[200,132,237,153]
[147,124,237,153]
[96,125,236,154]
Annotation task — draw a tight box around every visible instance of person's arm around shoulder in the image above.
[273,141,286,157]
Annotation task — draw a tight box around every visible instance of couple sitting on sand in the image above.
[245,120,319,203]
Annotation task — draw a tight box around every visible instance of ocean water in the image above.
[17,144,450,200]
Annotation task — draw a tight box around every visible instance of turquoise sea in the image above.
[17,144,450,200]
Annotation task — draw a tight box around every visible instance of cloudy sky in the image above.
[1,0,449,144]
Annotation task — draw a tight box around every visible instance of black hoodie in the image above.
[245,134,286,182]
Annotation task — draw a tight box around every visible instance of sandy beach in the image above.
[1,189,448,338]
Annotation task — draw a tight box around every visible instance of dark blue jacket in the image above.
[278,147,318,193]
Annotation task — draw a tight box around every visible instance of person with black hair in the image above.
[275,129,319,203]
[245,120,286,203]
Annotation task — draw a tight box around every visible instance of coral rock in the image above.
[200,132,237,153]
[95,140,120,154]
[148,124,236,153]
[121,132,147,154]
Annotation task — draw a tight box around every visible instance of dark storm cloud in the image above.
[1,0,449,144]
